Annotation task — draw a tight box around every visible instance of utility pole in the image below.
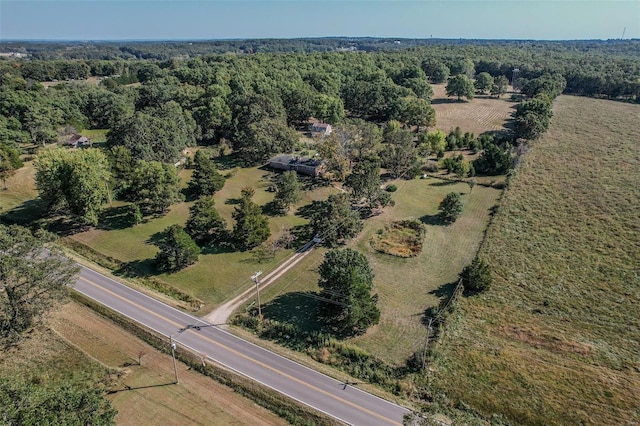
[422,318,434,370]
[251,271,263,319]
[169,335,179,384]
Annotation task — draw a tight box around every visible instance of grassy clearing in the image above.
[430,95,640,424]
[70,166,336,312]
[258,177,501,366]
[48,301,288,426]
[0,160,43,220]
[431,83,517,136]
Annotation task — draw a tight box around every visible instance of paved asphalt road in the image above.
[74,265,410,425]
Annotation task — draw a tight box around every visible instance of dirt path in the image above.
[204,239,318,325]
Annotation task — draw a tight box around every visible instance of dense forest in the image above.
[1,38,638,223]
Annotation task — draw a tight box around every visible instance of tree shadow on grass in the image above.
[98,205,134,230]
[116,258,158,278]
[429,180,457,187]
[262,291,326,334]
[0,198,47,226]
[224,197,241,205]
[421,280,460,322]
[295,200,322,219]
[262,200,284,217]
[419,214,445,226]
[213,153,242,170]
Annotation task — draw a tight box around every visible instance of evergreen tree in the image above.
[155,224,200,272]
[273,171,301,214]
[126,161,183,215]
[460,258,493,293]
[318,248,380,334]
[189,150,225,197]
[185,196,227,245]
[232,187,271,250]
[438,192,463,224]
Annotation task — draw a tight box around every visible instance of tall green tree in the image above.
[310,193,363,247]
[126,160,183,215]
[473,143,512,175]
[460,257,493,293]
[418,130,446,158]
[232,187,271,250]
[155,224,200,272]
[446,75,475,101]
[344,157,394,213]
[273,171,301,214]
[438,192,463,224]
[382,128,418,178]
[189,150,225,197]
[396,97,436,132]
[185,196,227,245]
[515,96,554,140]
[0,225,79,345]
[474,72,494,94]
[491,75,509,98]
[107,101,196,163]
[318,248,380,334]
[35,148,111,225]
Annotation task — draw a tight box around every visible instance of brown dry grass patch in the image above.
[431,83,517,135]
[430,95,640,425]
[371,220,425,258]
[49,301,288,426]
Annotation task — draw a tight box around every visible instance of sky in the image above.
[1,0,638,41]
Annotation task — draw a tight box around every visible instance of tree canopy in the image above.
[273,171,301,214]
[185,196,227,245]
[311,193,363,247]
[35,148,111,225]
[318,248,380,334]
[0,225,79,345]
[189,150,225,197]
[438,192,464,224]
[232,187,271,250]
[155,224,200,272]
[446,75,475,101]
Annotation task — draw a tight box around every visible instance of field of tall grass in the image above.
[430,95,640,424]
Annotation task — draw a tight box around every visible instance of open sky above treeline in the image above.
[0,0,638,41]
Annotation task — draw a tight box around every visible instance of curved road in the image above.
[74,265,409,425]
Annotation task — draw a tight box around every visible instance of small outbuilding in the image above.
[268,154,325,176]
[67,134,88,148]
[309,122,332,137]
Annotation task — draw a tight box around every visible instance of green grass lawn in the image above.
[71,166,337,313]
[429,95,640,425]
[257,176,501,366]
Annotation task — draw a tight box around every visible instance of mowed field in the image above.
[258,177,501,365]
[70,166,336,312]
[0,301,287,426]
[431,83,517,135]
[430,96,640,424]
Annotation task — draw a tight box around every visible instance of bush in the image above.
[438,192,463,224]
[460,258,493,293]
[385,184,397,192]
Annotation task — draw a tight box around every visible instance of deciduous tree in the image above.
[446,75,475,101]
[126,160,183,215]
[34,148,111,225]
[344,157,394,213]
[474,72,494,94]
[0,225,78,345]
[310,193,363,247]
